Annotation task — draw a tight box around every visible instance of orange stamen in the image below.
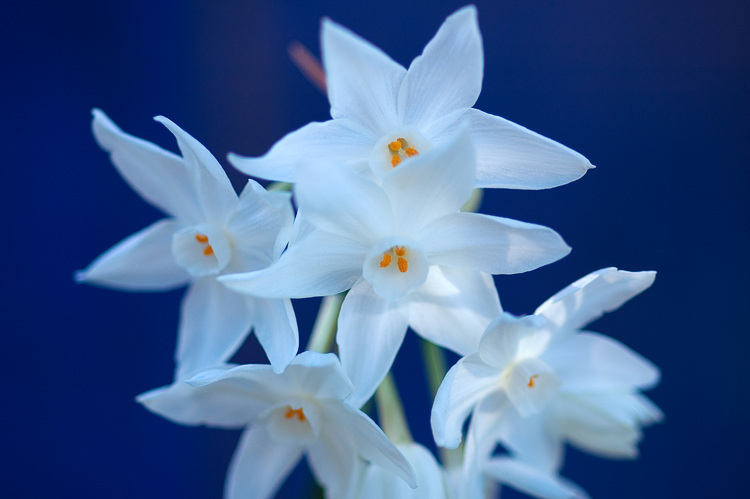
[388,140,402,151]
[391,155,401,167]
[380,253,392,268]
[195,234,209,243]
[203,245,214,256]
[284,407,306,422]
[394,246,406,256]
[404,147,418,157]
[527,374,539,388]
[397,257,408,273]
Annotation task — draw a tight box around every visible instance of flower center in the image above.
[284,407,307,422]
[387,138,419,167]
[527,374,539,388]
[194,233,215,256]
[379,246,409,273]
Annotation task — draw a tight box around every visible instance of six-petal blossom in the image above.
[228,6,593,189]
[222,130,571,407]
[138,352,416,499]
[76,110,298,379]
[432,268,663,474]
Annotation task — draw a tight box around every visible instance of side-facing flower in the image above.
[432,268,662,473]
[138,352,416,499]
[222,130,570,407]
[229,5,592,189]
[76,110,298,379]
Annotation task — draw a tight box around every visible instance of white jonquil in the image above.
[138,352,417,499]
[221,130,571,407]
[76,110,298,379]
[229,6,592,189]
[432,268,662,478]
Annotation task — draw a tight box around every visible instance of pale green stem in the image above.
[375,373,412,444]
[267,181,293,192]
[306,293,344,353]
[421,338,447,400]
[460,188,484,213]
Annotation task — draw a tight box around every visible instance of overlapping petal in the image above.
[75,218,189,291]
[484,457,577,499]
[251,297,299,374]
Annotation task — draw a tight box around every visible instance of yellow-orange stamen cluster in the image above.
[380,246,408,273]
[388,138,419,167]
[195,233,214,256]
[527,374,540,388]
[285,407,307,422]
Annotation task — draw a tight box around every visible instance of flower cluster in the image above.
[78,6,661,499]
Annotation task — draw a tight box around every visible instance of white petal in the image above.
[535,268,656,331]
[91,109,202,221]
[408,267,500,356]
[478,314,551,369]
[544,332,660,390]
[383,129,476,233]
[337,279,410,408]
[220,230,366,299]
[307,425,362,499]
[421,213,571,275]
[459,108,593,189]
[251,298,299,374]
[228,119,376,182]
[75,218,189,291]
[295,162,393,242]
[321,18,406,133]
[355,442,443,499]
[484,457,576,499]
[431,354,502,449]
[137,373,269,428]
[154,116,238,224]
[228,180,294,263]
[226,425,304,499]
[324,403,417,488]
[398,6,483,131]
[496,409,563,471]
[174,277,254,380]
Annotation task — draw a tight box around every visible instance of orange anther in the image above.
[391,155,401,167]
[397,257,408,273]
[203,245,214,256]
[380,253,392,268]
[394,246,406,256]
[388,140,402,152]
[527,374,539,388]
[404,147,418,157]
[284,407,306,421]
[195,234,209,243]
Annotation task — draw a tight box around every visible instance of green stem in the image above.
[307,293,344,353]
[375,373,412,444]
[421,338,447,400]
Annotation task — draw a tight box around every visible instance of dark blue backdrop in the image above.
[3,0,748,497]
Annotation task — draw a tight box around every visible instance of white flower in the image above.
[222,131,570,406]
[138,352,416,499]
[228,5,592,189]
[432,268,662,473]
[76,110,298,379]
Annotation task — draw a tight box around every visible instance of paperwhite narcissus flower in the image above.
[138,352,417,499]
[222,131,570,407]
[432,268,662,473]
[228,6,592,189]
[76,110,298,379]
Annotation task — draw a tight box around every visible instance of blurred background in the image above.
[3,0,748,497]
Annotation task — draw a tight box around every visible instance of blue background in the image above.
[3,0,748,497]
